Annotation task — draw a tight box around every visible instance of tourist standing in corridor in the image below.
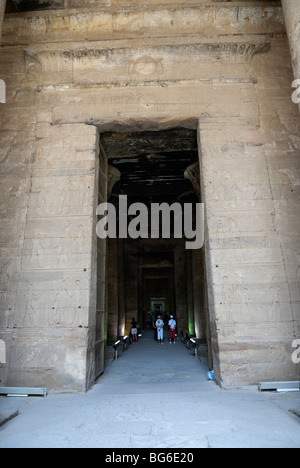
[155,315,164,344]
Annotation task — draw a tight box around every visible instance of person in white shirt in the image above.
[168,315,176,344]
[155,316,164,344]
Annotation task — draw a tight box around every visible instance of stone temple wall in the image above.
[0,1,299,390]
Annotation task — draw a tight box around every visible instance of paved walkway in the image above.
[0,331,300,448]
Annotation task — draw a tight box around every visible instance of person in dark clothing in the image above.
[131,318,138,343]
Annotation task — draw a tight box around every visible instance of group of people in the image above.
[154,315,177,344]
[130,315,177,345]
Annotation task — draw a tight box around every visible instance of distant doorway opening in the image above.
[98,126,212,370]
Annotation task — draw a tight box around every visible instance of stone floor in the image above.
[0,331,299,448]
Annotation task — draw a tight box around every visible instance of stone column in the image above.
[117,239,126,336]
[123,241,138,334]
[281,0,300,111]
[0,0,6,46]
[107,165,121,200]
[192,249,205,339]
[6,123,101,392]
[184,162,200,199]
[107,238,119,342]
[185,249,195,336]
[174,240,188,335]
[198,113,297,386]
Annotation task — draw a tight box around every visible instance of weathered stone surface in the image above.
[0,121,100,390]
[282,0,300,80]
[1,4,285,46]
[0,1,299,390]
